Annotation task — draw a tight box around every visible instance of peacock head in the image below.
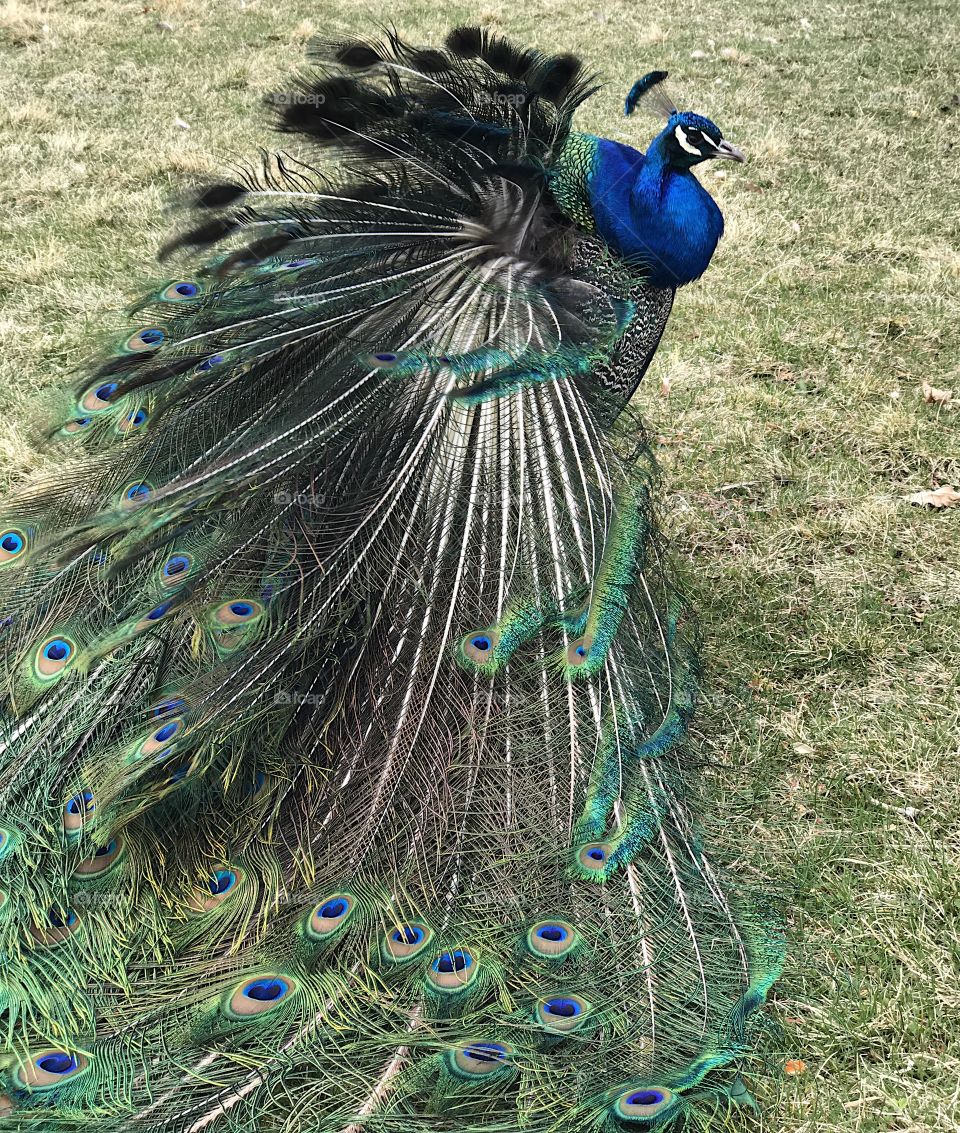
[625,72,745,169]
[664,110,745,168]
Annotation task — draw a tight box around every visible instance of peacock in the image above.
[0,26,783,1133]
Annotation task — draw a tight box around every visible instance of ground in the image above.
[0,0,958,1130]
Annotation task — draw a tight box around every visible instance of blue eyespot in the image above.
[152,697,185,718]
[126,483,150,501]
[37,1053,76,1075]
[146,601,173,621]
[66,790,94,816]
[163,555,190,578]
[575,645,586,657]
[94,840,117,858]
[471,636,491,651]
[588,848,605,861]
[544,997,581,1018]
[283,258,312,269]
[43,639,71,663]
[126,409,148,426]
[197,354,224,372]
[536,924,567,943]
[393,925,424,945]
[1,532,24,555]
[242,978,288,1001]
[48,908,77,929]
[230,601,253,617]
[138,328,165,346]
[434,949,471,974]
[627,1090,666,1107]
[462,1042,506,1064]
[373,352,397,363]
[153,720,180,744]
[174,282,198,297]
[319,898,348,920]
[95,383,117,402]
[208,869,236,896]
[167,763,190,784]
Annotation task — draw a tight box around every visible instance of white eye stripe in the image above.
[674,124,701,155]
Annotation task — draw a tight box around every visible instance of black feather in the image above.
[334,41,384,68]
[445,25,482,57]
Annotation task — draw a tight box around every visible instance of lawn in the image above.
[1,0,958,1130]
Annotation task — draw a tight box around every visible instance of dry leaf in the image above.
[784,1059,807,1076]
[906,485,960,508]
[921,381,954,405]
[793,743,814,756]
[660,374,672,397]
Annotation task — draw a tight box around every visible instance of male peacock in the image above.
[0,26,782,1133]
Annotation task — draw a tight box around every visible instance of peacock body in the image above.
[0,27,781,1133]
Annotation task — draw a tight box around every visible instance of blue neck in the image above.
[583,130,725,289]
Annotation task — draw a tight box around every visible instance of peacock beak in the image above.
[712,138,746,163]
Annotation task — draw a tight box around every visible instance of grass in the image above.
[1,0,958,1130]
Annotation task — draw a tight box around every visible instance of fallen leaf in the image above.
[905,485,960,508]
[660,374,672,397]
[784,1059,807,1076]
[793,743,814,756]
[921,381,954,405]
[690,49,708,59]
[174,117,191,130]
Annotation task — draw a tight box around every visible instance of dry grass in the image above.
[1,0,958,1129]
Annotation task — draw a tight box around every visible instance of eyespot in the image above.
[196,354,224,372]
[282,258,314,269]
[161,554,192,583]
[14,1050,90,1089]
[62,417,93,433]
[151,696,186,719]
[0,529,26,563]
[460,628,499,665]
[452,1041,511,1077]
[536,994,590,1033]
[614,1086,675,1120]
[30,906,81,945]
[63,790,94,832]
[36,636,76,679]
[138,716,184,758]
[527,919,578,958]
[210,870,236,896]
[160,281,201,301]
[74,835,123,877]
[134,599,175,632]
[116,407,148,432]
[577,843,612,872]
[427,948,477,992]
[225,974,296,1018]
[211,599,264,626]
[190,867,242,912]
[121,481,153,509]
[307,893,355,938]
[124,327,165,352]
[567,636,592,666]
[80,381,119,412]
[382,921,432,962]
[368,351,399,368]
